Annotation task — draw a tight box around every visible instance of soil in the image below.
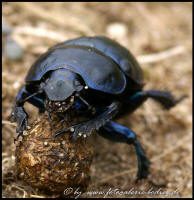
[2,2,192,198]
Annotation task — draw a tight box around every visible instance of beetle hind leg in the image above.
[98,121,150,181]
[125,90,187,113]
[144,90,187,109]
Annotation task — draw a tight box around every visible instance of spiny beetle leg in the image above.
[99,121,150,181]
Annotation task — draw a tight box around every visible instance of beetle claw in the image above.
[11,106,29,139]
[14,131,23,143]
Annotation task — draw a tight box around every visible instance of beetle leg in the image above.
[119,90,187,116]
[59,116,67,124]
[23,89,45,113]
[98,121,150,181]
[143,90,187,109]
[10,86,45,139]
[129,90,187,109]
[13,107,29,143]
[55,101,121,141]
[75,93,95,113]
[10,86,29,136]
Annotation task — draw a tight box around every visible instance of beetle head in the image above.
[42,68,84,113]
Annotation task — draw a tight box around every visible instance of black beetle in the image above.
[11,36,186,181]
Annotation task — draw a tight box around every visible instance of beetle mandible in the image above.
[10,36,186,181]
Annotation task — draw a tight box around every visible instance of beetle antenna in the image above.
[75,93,96,114]
[75,93,91,109]
[19,90,43,104]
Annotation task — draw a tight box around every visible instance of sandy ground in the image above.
[2,2,192,198]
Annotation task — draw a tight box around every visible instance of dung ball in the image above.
[15,114,94,196]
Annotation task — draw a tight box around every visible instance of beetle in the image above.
[10,36,186,181]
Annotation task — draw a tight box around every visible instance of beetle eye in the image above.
[74,80,80,86]
[45,78,49,83]
[74,80,83,91]
[40,82,45,88]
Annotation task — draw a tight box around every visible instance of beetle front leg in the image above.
[10,85,44,140]
[10,86,29,139]
[55,101,121,141]
[98,121,150,181]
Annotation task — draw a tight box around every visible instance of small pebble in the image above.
[106,22,128,38]
[2,20,12,35]
[4,37,23,60]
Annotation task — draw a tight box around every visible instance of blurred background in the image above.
[2,2,192,198]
